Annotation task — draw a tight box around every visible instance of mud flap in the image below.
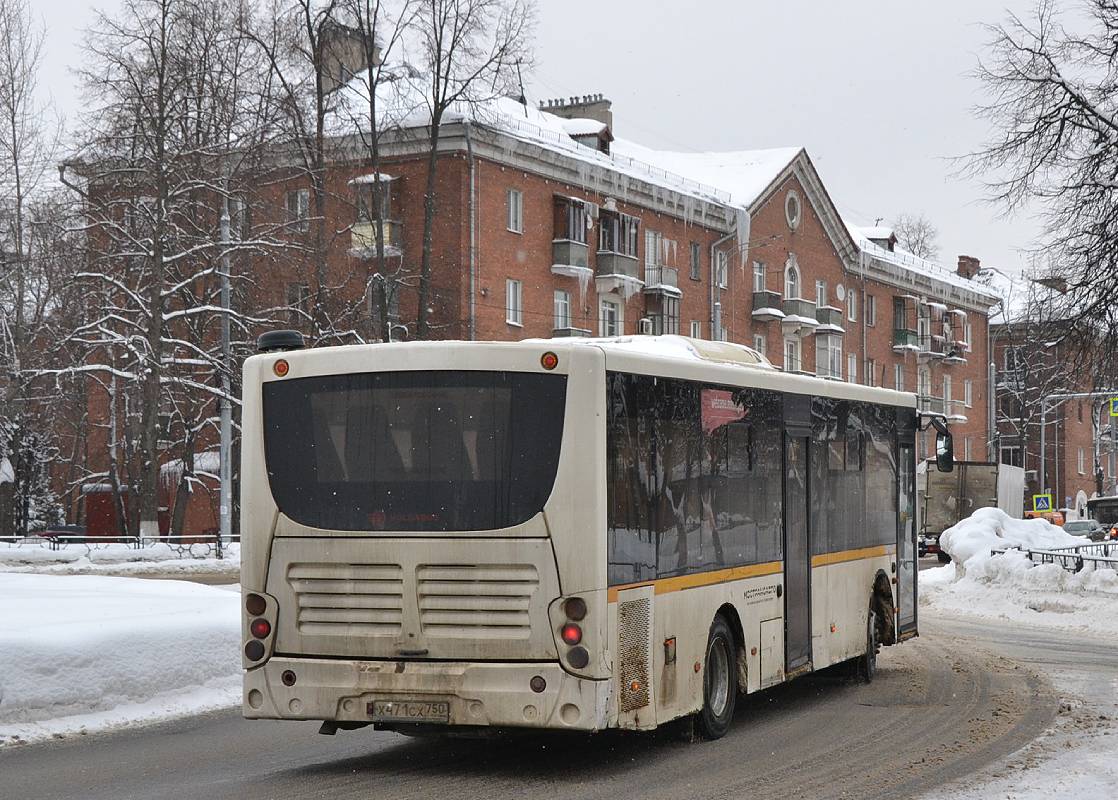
[614,585,655,730]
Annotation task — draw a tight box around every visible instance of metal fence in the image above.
[994,541,1118,573]
[2,533,240,559]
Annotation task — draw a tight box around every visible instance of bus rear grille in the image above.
[417,564,539,639]
[287,563,404,636]
[618,597,651,712]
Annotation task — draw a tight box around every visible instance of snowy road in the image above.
[0,612,1091,800]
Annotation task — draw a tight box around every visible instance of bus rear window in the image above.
[262,371,567,532]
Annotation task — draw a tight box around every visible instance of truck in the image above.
[917,460,1025,561]
[1086,496,1118,540]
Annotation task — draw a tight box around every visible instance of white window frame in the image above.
[964,379,973,408]
[599,298,621,337]
[785,261,800,299]
[753,333,766,354]
[1078,447,1086,475]
[816,280,827,307]
[690,320,701,339]
[847,291,858,322]
[716,250,728,288]
[507,188,523,233]
[866,294,876,327]
[865,358,877,387]
[847,352,857,383]
[287,188,310,231]
[505,278,522,326]
[943,374,953,403]
[553,289,571,329]
[753,261,765,293]
[917,366,931,397]
[783,337,802,373]
[894,363,904,392]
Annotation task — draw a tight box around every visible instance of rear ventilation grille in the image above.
[417,564,538,639]
[287,562,404,636]
[618,597,652,712]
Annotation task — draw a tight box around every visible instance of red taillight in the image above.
[273,359,289,377]
[250,618,271,639]
[560,622,582,646]
[540,351,559,370]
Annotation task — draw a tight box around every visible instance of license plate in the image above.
[367,699,450,723]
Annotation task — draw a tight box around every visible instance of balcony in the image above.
[918,335,947,360]
[781,297,818,336]
[815,305,845,334]
[942,343,968,365]
[595,250,643,295]
[349,219,402,257]
[643,266,681,296]
[918,394,946,416]
[551,326,592,338]
[946,399,968,423]
[752,290,784,322]
[892,328,919,353]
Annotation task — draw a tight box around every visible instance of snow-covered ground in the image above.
[0,540,240,576]
[923,507,1118,799]
[0,573,241,746]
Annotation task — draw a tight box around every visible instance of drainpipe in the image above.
[465,121,477,341]
[710,225,736,340]
[860,248,867,385]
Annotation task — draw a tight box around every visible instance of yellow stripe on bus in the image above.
[607,561,783,603]
[810,544,894,568]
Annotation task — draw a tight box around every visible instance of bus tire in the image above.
[859,610,878,684]
[696,615,737,740]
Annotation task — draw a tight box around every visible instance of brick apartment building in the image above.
[978,268,1118,512]
[74,88,1003,534]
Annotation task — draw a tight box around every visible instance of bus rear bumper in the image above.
[243,657,611,732]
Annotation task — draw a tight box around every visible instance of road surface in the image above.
[1,610,1081,800]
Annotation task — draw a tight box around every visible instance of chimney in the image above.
[957,255,980,280]
[542,93,613,130]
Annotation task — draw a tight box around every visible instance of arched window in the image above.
[784,259,801,299]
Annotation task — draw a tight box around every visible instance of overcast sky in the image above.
[38,0,1041,272]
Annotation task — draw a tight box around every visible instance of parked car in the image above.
[37,524,88,541]
[1063,519,1104,540]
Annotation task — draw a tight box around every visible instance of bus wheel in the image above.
[859,610,878,684]
[697,615,738,740]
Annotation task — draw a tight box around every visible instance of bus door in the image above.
[783,395,812,675]
[897,438,918,637]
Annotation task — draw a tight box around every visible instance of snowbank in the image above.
[0,573,241,745]
[939,507,1081,568]
[0,541,239,576]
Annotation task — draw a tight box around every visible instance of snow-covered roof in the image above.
[859,225,895,241]
[559,117,609,137]
[846,222,1002,305]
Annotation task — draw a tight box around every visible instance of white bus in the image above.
[240,334,928,739]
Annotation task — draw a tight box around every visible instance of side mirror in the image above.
[935,430,954,473]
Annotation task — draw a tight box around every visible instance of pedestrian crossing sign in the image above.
[1032,494,1053,512]
[1110,397,1118,417]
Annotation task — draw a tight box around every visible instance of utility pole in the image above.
[1038,390,1118,496]
[218,192,232,559]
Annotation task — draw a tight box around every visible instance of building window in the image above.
[649,295,680,335]
[715,250,728,288]
[356,181,392,222]
[847,352,857,383]
[784,337,802,373]
[753,261,765,292]
[847,290,858,322]
[1000,445,1023,467]
[506,279,522,326]
[286,282,310,323]
[286,188,310,231]
[917,367,931,397]
[964,379,973,408]
[753,333,766,354]
[963,320,973,347]
[553,290,571,329]
[690,320,701,339]
[785,260,800,299]
[1078,447,1086,475]
[507,189,523,233]
[866,294,876,326]
[690,242,701,280]
[816,280,827,307]
[865,358,877,387]
[943,374,953,403]
[599,212,639,256]
[894,364,904,392]
[556,197,588,244]
[893,296,909,331]
[1004,346,1019,371]
[600,298,621,336]
[785,191,801,229]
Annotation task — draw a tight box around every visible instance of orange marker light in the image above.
[273,359,290,377]
[540,351,559,370]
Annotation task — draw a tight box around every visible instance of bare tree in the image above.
[968,0,1118,366]
[892,212,939,260]
[0,0,63,536]
[411,0,533,339]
